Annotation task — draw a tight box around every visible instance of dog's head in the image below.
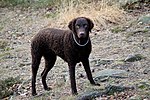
[68,17,94,39]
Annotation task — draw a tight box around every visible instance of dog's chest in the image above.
[69,46,91,63]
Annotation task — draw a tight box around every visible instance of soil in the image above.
[0,7,150,100]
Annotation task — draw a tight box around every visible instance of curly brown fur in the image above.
[31,17,99,96]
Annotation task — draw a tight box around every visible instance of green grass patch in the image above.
[0,77,22,99]
[0,39,12,52]
[125,28,149,38]
[45,12,58,18]
[0,40,9,50]
[138,82,150,90]
[0,52,10,58]
[0,0,30,7]
[111,26,126,33]
[0,27,3,31]
[0,0,59,8]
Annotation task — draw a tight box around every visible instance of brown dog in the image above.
[31,17,99,96]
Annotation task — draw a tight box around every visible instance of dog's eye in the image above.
[84,25,88,28]
[76,25,80,29]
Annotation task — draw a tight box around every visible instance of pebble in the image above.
[124,54,143,62]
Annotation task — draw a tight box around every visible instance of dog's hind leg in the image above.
[41,51,56,90]
[31,50,42,96]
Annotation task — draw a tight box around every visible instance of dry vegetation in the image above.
[48,0,126,28]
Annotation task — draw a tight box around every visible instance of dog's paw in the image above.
[91,83,100,86]
[32,92,37,96]
[44,87,52,91]
[95,83,100,86]
[72,92,78,95]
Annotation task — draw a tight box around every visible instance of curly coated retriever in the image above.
[31,17,99,96]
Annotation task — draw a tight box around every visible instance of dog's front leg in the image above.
[82,59,100,86]
[68,63,78,95]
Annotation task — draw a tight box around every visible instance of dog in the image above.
[31,17,99,96]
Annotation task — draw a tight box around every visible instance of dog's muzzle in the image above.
[78,32,86,38]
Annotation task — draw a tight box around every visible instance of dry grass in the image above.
[48,0,127,29]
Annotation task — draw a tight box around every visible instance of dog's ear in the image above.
[86,18,94,32]
[68,18,76,32]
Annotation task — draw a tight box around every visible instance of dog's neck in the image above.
[72,33,89,47]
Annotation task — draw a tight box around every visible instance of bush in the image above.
[49,0,126,28]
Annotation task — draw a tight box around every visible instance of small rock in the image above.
[16,32,25,37]
[129,95,140,100]
[124,54,144,62]
[143,68,150,74]
[76,91,102,100]
[94,69,127,82]
[20,93,28,96]
[138,14,150,24]
[95,59,113,66]
[78,73,85,78]
[94,76,109,82]
[119,0,141,9]
[19,62,31,67]
[95,69,127,77]
[92,69,95,73]
[105,85,134,95]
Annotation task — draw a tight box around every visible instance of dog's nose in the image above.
[79,32,85,36]
[78,32,86,38]
[79,33,85,38]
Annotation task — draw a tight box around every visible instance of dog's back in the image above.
[31,28,72,60]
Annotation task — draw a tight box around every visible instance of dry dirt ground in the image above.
[0,7,150,100]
